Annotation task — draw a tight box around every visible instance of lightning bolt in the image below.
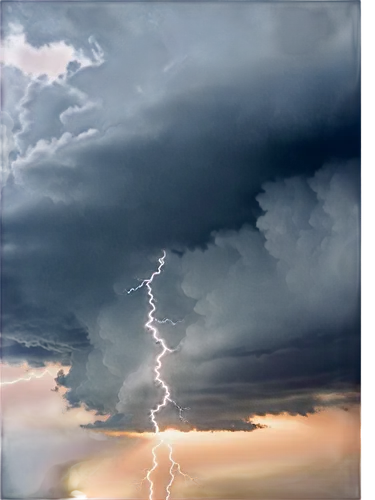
[0,367,53,386]
[155,318,182,326]
[126,250,193,499]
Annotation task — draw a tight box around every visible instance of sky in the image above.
[0,363,360,498]
[0,1,360,499]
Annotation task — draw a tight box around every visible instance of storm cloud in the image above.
[1,1,360,432]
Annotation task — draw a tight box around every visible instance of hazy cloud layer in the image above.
[1,2,360,433]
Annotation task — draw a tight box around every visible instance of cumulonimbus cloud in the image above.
[1,1,360,433]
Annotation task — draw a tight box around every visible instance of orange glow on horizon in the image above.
[65,406,359,499]
[0,363,360,499]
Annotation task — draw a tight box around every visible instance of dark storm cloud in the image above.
[1,0,173,60]
[0,62,31,208]
[1,110,20,178]
[1,66,29,129]
[15,80,86,155]
[1,0,356,57]
[105,161,359,429]
[1,70,26,184]
[1,2,360,431]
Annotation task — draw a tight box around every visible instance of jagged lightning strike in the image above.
[0,367,54,386]
[155,318,182,326]
[126,250,193,500]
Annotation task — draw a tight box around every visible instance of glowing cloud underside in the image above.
[126,251,193,500]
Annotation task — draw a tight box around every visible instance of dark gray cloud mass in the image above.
[1,2,360,431]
